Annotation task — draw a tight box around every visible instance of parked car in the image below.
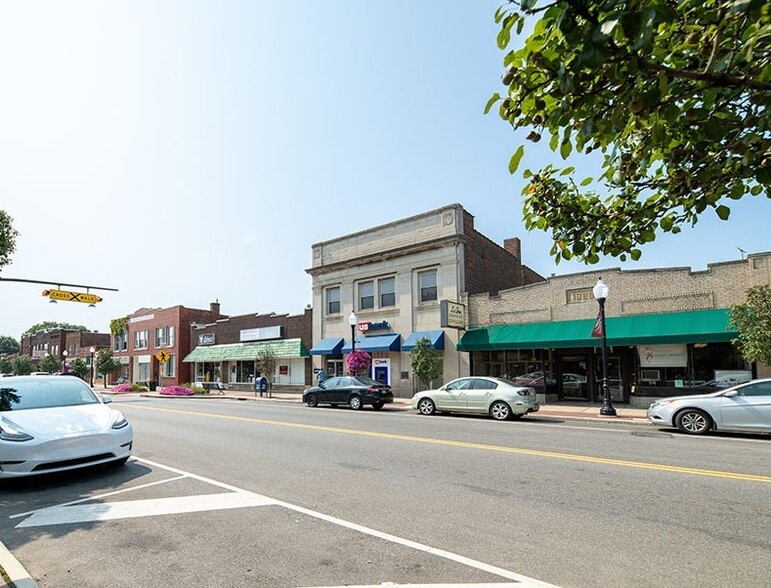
[412,376,539,421]
[303,375,394,410]
[647,378,771,435]
[0,375,133,478]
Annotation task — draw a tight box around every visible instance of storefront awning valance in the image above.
[457,309,736,351]
[183,338,309,362]
[402,330,445,351]
[309,337,344,355]
[341,334,401,353]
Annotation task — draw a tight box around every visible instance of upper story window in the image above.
[379,277,395,307]
[114,333,128,352]
[358,281,374,310]
[155,326,175,348]
[326,286,340,315]
[418,269,438,303]
[134,329,149,350]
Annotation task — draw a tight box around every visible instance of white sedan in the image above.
[647,378,771,435]
[412,376,539,421]
[0,375,133,478]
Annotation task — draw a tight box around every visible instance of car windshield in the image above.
[0,379,99,411]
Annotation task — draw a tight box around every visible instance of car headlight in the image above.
[111,411,129,430]
[0,423,34,442]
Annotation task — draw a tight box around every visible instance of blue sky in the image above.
[0,1,767,340]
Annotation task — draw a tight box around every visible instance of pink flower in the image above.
[112,384,134,393]
[160,385,193,396]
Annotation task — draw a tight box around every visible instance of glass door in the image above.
[560,355,589,400]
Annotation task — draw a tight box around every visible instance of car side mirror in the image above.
[723,390,738,398]
[102,395,112,404]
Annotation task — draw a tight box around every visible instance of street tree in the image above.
[69,358,90,380]
[25,322,88,335]
[0,210,19,270]
[729,284,771,365]
[0,335,20,355]
[0,356,13,373]
[11,355,34,375]
[96,348,121,386]
[255,348,278,389]
[487,0,770,264]
[409,337,443,390]
[39,353,61,374]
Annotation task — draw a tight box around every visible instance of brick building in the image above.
[184,308,313,392]
[21,328,110,371]
[459,252,771,407]
[307,203,545,397]
[112,302,226,387]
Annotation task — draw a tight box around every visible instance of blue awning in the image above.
[341,334,401,353]
[402,330,445,351]
[309,337,344,355]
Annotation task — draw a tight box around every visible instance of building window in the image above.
[358,281,374,310]
[155,326,175,348]
[379,277,395,307]
[134,330,149,350]
[113,333,128,352]
[419,270,437,303]
[162,356,175,378]
[137,361,150,381]
[326,287,340,315]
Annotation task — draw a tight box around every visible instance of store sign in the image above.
[359,321,390,332]
[241,325,282,342]
[198,333,216,346]
[440,300,466,329]
[638,344,687,367]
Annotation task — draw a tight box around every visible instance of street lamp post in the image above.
[593,278,617,416]
[62,349,68,373]
[348,311,358,354]
[89,346,96,387]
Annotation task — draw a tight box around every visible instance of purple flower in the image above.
[160,385,194,396]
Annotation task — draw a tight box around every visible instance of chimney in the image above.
[503,237,521,260]
[210,299,220,314]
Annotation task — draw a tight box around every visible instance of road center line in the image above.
[123,404,771,483]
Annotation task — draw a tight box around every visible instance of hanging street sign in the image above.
[42,289,103,304]
[156,350,170,364]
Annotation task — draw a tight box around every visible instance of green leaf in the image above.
[580,177,594,186]
[560,140,572,159]
[509,145,525,174]
[716,205,731,220]
[484,93,501,114]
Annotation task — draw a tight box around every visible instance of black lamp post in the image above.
[62,349,68,373]
[593,279,617,416]
[89,346,96,387]
[348,311,358,354]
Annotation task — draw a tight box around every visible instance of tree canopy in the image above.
[409,337,443,389]
[729,284,771,365]
[487,0,770,264]
[0,336,20,355]
[0,210,18,270]
[25,322,89,335]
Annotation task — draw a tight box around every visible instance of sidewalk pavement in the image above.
[0,389,650,588]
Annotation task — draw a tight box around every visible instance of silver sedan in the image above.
[0,375,133,478]
[647,378,771,435]
[412,376,539,421]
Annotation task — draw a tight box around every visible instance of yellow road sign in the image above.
[42,289,103,304]
[156,350,170,363]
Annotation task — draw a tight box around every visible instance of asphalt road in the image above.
[1,396,769,588]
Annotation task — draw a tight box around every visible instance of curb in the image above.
[0,542,38,588]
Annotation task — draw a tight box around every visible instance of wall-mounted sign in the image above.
[156,350,170,364]
[440,300,466,329]
[638,344,687,367]
[240,325,282,342]
[198,333,216,346]
[566,288,593,304]
[359,320,390,333]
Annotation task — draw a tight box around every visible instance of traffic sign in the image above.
[42,289,103,304]
[156,350,170,364]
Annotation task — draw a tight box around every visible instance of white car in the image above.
[412,376,539,421]
[647,378,771,435]
[0,375,133,478]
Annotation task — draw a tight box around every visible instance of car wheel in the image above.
[490,401,512,421]
[417,398,436,415]
[675,408,712,434]
[305,394,318,408]
[372,401,384,410]
[348,395,363,410]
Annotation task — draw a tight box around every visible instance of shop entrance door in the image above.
[560,355,589,400]
[594,356,624,402]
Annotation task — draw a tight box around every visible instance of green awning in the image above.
[457,309,736,351]
[183,339,309,362]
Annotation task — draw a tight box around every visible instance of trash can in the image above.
[148,380,157,391]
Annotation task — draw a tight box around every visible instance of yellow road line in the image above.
[124,404,771,484]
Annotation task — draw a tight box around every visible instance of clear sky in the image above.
[1,1,767,340]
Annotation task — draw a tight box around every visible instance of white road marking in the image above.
[10,457,559,587]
